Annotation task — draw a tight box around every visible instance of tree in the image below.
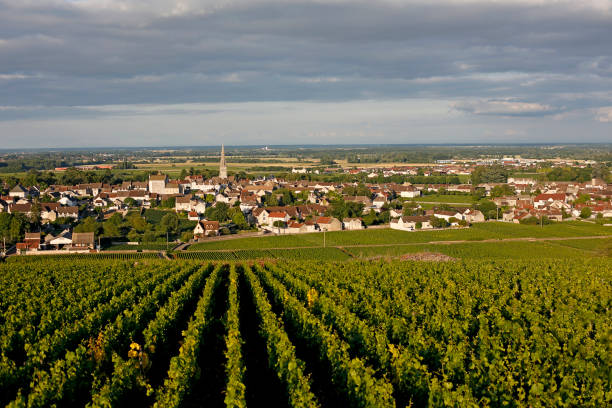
[206,202,229,222]
[471,165,508,184]
[490,184,515,198]
[127,229,141,242]
[0,213,13,243]
[430,216,449,228]
[9,217,24,242]
[265,194,279,207]
[75,217,101,234]
[231,211,248,229]
[108,212,124,225]
[124,197,137,207]
[160,213,180,234]
[179,169,188,179]
[592,163,610,182]
[160,197,176,209]
[30,202,41,224]
[580,207,592,219]
[103,222,121,238]
[142,230,157,242]
[574,194,591,205]
[476,199,497,220]
[128,214,147,233]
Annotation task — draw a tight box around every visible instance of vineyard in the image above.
[0,257,610,407]
[187,221,612,251]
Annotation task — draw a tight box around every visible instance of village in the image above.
[1,147,611,255]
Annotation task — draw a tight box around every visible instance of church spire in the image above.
[219,144,227,179]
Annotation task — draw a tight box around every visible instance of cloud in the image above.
[595,106,612,122]
[453,99,557,116]
[0,0,611,144]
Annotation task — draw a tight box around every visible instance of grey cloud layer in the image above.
[0,0,611,146]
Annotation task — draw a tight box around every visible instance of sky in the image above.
[0,0,611,148]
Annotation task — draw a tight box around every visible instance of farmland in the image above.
[0,258,610,407]
[188,221,612,251]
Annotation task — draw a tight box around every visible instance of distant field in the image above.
[413,194,474,203]
[188,221,612,250]
[103,243,171,251]
[174,247,349,261]
[181,238,609,261]
[345,241,596,259]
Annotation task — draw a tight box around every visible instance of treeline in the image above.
[1,169,150,189]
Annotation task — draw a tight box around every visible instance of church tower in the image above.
[219,144,227,179]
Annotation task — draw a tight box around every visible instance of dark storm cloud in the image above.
[0,0,611,146]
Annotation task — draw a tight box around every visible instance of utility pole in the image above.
[166,231,169,250]
[323,228,326,248]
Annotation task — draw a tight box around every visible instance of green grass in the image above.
[544,238,612,253]
[6,252,161,262]
[344,240,600,259]
[103,243,171,251]
[178,238,609,261]
[187,221,611,251]
[174,247,348,261]
[413,194,474,203]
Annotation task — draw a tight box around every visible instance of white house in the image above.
[433,210,463,222]
[343,218,363,230]
[193,220,220,238]
[396,185,421,198]
[390,216,432,231]
[9,184,28,198]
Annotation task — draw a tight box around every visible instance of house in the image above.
[389,208,403,218]
[433,210,464,222]
[286,221,305,233]
[188,211,200,221]
[58,196,78,206]
[315,216,342,231]
[345,196,373,207]
[343,218,363,230]
[8,203,32,216]
[9,184,28,198]
[72,232,95,249]
[252,208,270,225]
[463,209,485,223]
[534,193,566,209]
[175,195,196,212]
[41,203,61,222]
[502,211,515,223]
[49,230,73,247]
[390,216,432,231]
[149,174,168,194]
[193,220,220,238]
[57,206,79,220]
[395,185,421,198]
[20,232,41,251]
[372,196,387,209]
[193,201,207,215]
[268,211,290,226]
